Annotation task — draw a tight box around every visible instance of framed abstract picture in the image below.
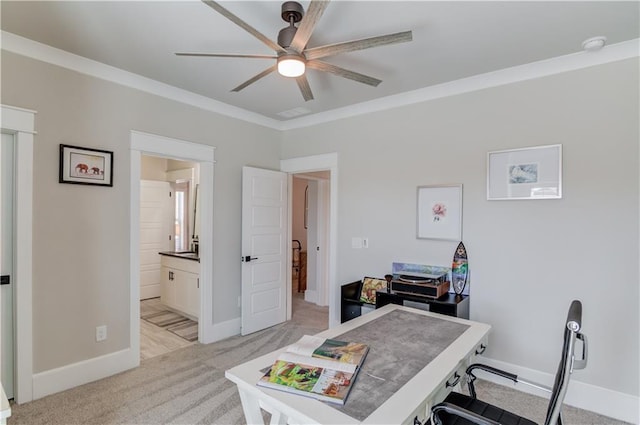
[59,144,113,187]
[487,144,562,200]
[417,184,462,241]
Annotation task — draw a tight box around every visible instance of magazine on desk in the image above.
[257,335,369,405]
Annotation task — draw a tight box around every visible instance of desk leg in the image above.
[269,409,288,425]
[238,389,267,425]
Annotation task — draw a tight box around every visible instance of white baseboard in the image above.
[480,357,639,424]
[140,284,160,300]
[304,290,317,304]
[201,317,240,344]
[32,348,137,400]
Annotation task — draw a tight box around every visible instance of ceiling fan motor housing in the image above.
[281,1,304,23]
[278,25,298,48]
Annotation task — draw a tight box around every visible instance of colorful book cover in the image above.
[312,339,369,366]
[256,335,368,405]
[359,277,387,304]
[258,360,354,404]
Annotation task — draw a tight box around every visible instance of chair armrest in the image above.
[466,363,552,396]
[466,363,518,383]
[432,402,501,425]
[465,363,518,398]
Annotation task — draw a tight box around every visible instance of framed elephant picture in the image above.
[59,144,113,187]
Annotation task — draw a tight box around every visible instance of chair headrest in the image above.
[566,300,582,332]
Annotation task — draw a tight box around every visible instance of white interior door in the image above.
[140,180,171,300]
[1,133,14,399]
[241,166,288,335]
[306,181,318,303]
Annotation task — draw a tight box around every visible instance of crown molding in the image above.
[2,31,638,132]
[280,38,640,130]
[1,31,282,130]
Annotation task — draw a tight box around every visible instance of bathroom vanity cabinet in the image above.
[159,254,200,319]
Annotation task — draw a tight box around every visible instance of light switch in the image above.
[351,237,363,249]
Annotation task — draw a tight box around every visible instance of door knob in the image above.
[242,256,258,262]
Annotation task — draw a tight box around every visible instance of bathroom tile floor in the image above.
[140,297,196,361]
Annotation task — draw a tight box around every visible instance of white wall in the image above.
[1,38,638,421]
[0,50,281,374]
[140,156,167,181]
[281,58,639,419]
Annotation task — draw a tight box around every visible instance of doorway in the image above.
[290,173,330,328]
[1,105,35,403]
[1,133,15,399]
[130,130,215,368]
[281,153,339,327]
[139,155,200,359]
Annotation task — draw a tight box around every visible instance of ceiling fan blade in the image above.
[289,0,330,53]
[304,30,412,60]
[307,60,382,87]
[175,52,277,59]
[201,0,286,54]
[295,75,314,101]
[231,65,277,92]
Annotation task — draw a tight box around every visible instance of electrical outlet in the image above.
[96,325,107,342]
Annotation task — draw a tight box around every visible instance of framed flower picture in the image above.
[416,184,462,241]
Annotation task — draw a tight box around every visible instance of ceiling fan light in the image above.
[278,55,305,77]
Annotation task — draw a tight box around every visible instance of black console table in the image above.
[375,290,469,319]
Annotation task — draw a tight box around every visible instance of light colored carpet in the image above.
[8,298,629,425]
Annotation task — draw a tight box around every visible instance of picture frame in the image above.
[487,144,562,200]
[59,144,113,187]
[417,184,462,241]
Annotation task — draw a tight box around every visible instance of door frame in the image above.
[130,131,215,361]
[1,105,35,403]
[281,153,339,327]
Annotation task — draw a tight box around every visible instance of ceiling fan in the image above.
[176,0,413,101]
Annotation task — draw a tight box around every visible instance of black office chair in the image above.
[432,300,587,425]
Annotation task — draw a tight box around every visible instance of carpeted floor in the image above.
[8,297,630,425]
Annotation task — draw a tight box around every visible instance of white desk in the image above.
[1,385,10,425]
[225,304,491,425]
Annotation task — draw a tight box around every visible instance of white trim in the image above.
[281,153,339,327]
[0,105,36,134]
[303,289,318,304]
[129,148,142,371]
[1,105,35,403]
[32,349,133,400]
[131,131,216,355]
[280,39,640,130]
[205,317,241,343]
[480,357,640,424]
[1,31,279,130]
[285,174,293,322]
[316,179,329,306]
[140,285,160,300]
[3,30,637,131]
[130,130,215,163]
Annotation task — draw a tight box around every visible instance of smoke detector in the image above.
[582,36,607,52]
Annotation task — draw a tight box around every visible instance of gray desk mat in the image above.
[328,309,470,421]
